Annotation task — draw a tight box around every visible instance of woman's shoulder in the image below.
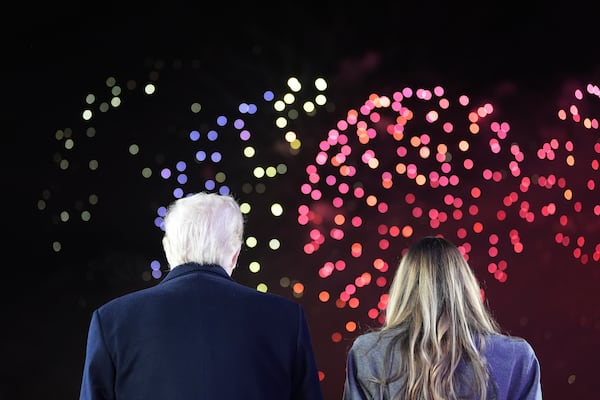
[484,333,539,362]
[483,334,542,397]
[486,333,535,350]
[352,330,381,345]
[349,327,401,353]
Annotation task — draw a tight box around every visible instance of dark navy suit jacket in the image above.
[80,263,324,400]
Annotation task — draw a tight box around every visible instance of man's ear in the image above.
[231,248,241,269]
[162,236,171,266]
[226,248,241,276]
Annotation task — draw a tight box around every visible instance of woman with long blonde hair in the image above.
[343,236,542,399]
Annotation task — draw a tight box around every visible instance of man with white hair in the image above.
[80,192,324,400]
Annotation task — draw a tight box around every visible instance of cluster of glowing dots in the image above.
[557,83,600,129]
[547,81,600,263]
[297,83,600,342]
[40,71,330,295]
[144,76,330,298]
[39,76,141,256]
[300,86,521,272]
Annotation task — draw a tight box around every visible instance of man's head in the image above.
[162,192,244,274]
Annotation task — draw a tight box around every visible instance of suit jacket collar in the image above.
[160,262,232,284]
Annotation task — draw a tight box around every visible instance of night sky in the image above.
[4,3,600,399]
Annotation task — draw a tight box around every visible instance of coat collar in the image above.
[160,262,232,284]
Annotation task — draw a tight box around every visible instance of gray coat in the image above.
[343,330,542,399]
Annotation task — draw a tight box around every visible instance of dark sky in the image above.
[4,2,600,399]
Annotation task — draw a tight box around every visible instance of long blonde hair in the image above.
[381,236,500,399]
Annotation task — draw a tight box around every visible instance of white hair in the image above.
[162,192,244,270]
